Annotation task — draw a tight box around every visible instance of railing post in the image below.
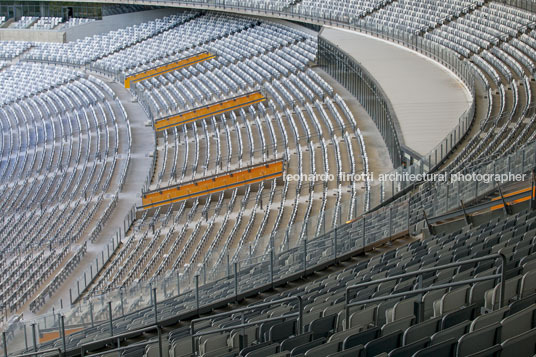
[190,321,196,357]
[530,170,536,210]
[61,315,66,357]
[497,184,511,215]
[362,216,366,248]
[90,302,94,328]
[345,289,350,330]
[23,324,27,351]
[298,295,304,334]
[177,272,181,296]
[227,254,230,278]
[195,275,200,314]
[499,253,507,309]
[334,227,338,261]
[416,274,424,323]
[108,302,114,337]
[389,206,393,238]
[2,331,6,357]
[153,288,163,357]
[460,200,471,226]
[32,323,37,352]
[234,262,238,303]
[120,289,124,317]
[270,249,274,289]
[303,239,307,275]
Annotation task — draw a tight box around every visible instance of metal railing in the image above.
[190,295,303,355]
[345,253,507,330]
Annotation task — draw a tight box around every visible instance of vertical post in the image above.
[234,262,238,303]
[499,253,507,308]
[389,206,393,238]
[61,315,66,356]
[23,324,27,351]
[69,288,72,306]
[77,280,80,296]
[2,331,7,357]
[497,184,511,215]
[531,170,536,210]
[153,288,163,357]
[177,273,181,296]
[334,227,338,261]
[90,303,94,328]
[227,254,230,278]
[190,323,196,357]
[32,323,37,352]
[108,302,113,337]
[120,289,124,317]
[203,263,206,285]
[152,288,158,324]
[195,275,200,314]
[416,274,424,323]
[270,249,274,289]
[362,216,366,248]
[303,239,307,275]
[297,296,304,334]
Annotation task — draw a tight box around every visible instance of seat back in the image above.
[342,326,380,350]
[456,322,501,356]
[402,317,441,345]
[387,337,430,357]
[363,330,402,357]
[500,304,536,341]
[412,338,457,357]
[303,341,339,357]
[500,327,536,356]
[430,320,470,345]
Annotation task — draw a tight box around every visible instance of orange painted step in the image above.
[124,52,215,88]
[141,160,284,210]
[154,91,266,131]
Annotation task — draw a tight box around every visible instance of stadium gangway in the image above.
[123,52,215,89]
[153,91,266,132]
[139,158,285,210]
[190,295,304,356]
[345,253,507,330]
[428,180,536,225]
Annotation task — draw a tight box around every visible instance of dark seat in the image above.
[387,337,430,357]
[308,314,337,339]
[342,326,380,350]
[412,338,458,357]
[363,330,402,357]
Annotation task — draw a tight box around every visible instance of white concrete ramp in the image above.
[320,27,473,157]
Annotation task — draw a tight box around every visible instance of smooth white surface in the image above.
[321,26,473,157]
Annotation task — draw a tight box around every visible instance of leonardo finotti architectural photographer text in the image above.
[284,172,526,184]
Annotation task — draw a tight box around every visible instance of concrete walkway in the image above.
[26,75,155,320]
[320,26,473,157]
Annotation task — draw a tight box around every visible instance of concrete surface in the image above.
[320,26,473,157]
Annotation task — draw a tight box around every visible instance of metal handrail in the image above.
[429,183,533,224]
[9,348,62,357]
[190,295,303,356]
[345,253,507,329]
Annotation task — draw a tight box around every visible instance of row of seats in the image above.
[82,15,369,309]
[0,61,132,316]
